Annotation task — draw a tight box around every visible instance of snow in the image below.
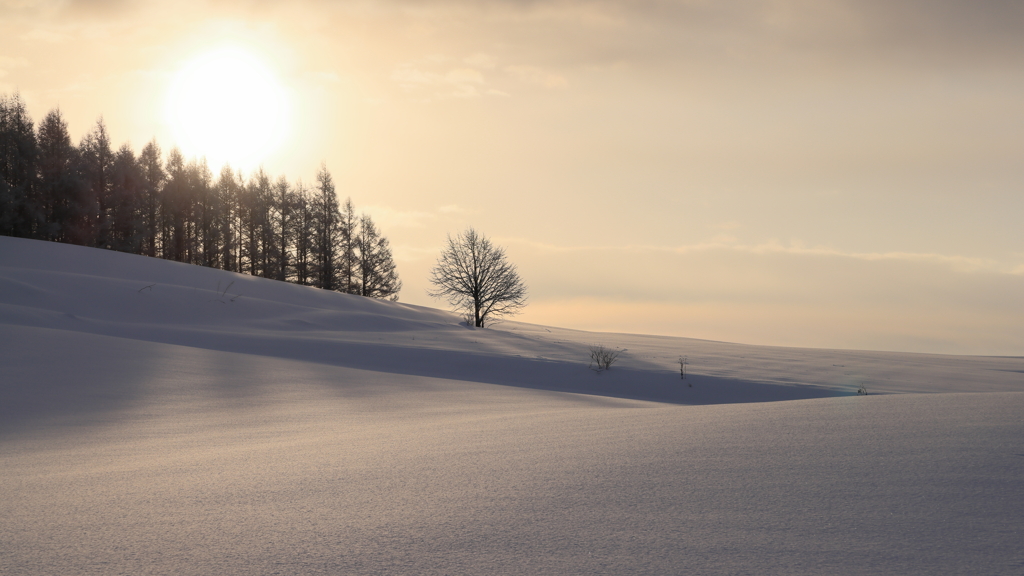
[1,235,1022,575]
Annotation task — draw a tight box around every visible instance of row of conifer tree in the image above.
[0,92,401,300]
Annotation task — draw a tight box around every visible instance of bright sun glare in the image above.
[166,47,289,171]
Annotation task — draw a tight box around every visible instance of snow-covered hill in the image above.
[1,236,1022,575]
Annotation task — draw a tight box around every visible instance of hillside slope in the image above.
[1,236,1022,575]
[2,235,1021,417]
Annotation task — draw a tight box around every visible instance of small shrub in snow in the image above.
[857,385,868,396]
[589,345,619,372]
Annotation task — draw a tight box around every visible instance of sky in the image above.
[1,0,1022,355]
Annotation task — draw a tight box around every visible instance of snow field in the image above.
[1,235,1022,575]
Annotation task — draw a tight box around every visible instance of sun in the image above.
[166,47,289,171]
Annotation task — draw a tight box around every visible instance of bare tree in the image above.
[589,345,619,372]
[428,227,526,327]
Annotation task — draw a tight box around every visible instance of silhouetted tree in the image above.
[271,175,293,281]
[0,92,39,238]
[215,164,242,272]
[257,169,278,277]
[188,157,216,267]
[312,163,341,290]
[138,140,165,257]
[1,94,403,301]
[291,180,314,285]
[78,118,114,248]
[162,147,189,262]
[356,213,401,301]
[108,143,143,253]
[428,228,526,327]
[36,108,78,243]
[337,197,358,293]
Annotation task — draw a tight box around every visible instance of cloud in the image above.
[391,61,500,99]
[445,67,484,84]
[19,27,69,42]
[463,52,496,69]
[504,65,568,88]
[363,0,1024,73]
[504,237,1020,276]
[361,203,473,230]
[390,56,567,98]
[0,56,29,68]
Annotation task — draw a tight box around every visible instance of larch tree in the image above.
[291,180,314,286]
[189,157,217,268]
[162,147,188,262]
[312,162,341,290]
[36,108,79,243]
[108,143,143,254]
[272,175,293,282]
[338,197,358,294]
[78,118,114,249]
[215,164,240,271]
[138,139,165,257]
[0,92,38,238]
[356,213,401,301]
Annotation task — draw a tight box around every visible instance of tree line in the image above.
[0,92,400,299]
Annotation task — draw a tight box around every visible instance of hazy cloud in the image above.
[19,27,69,42]
[0,56,30,68]
[507,237,1020,276]
[362,204,473,230]
[392,58,508,99]
[463,52,496,69]
[505,65,567,88]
